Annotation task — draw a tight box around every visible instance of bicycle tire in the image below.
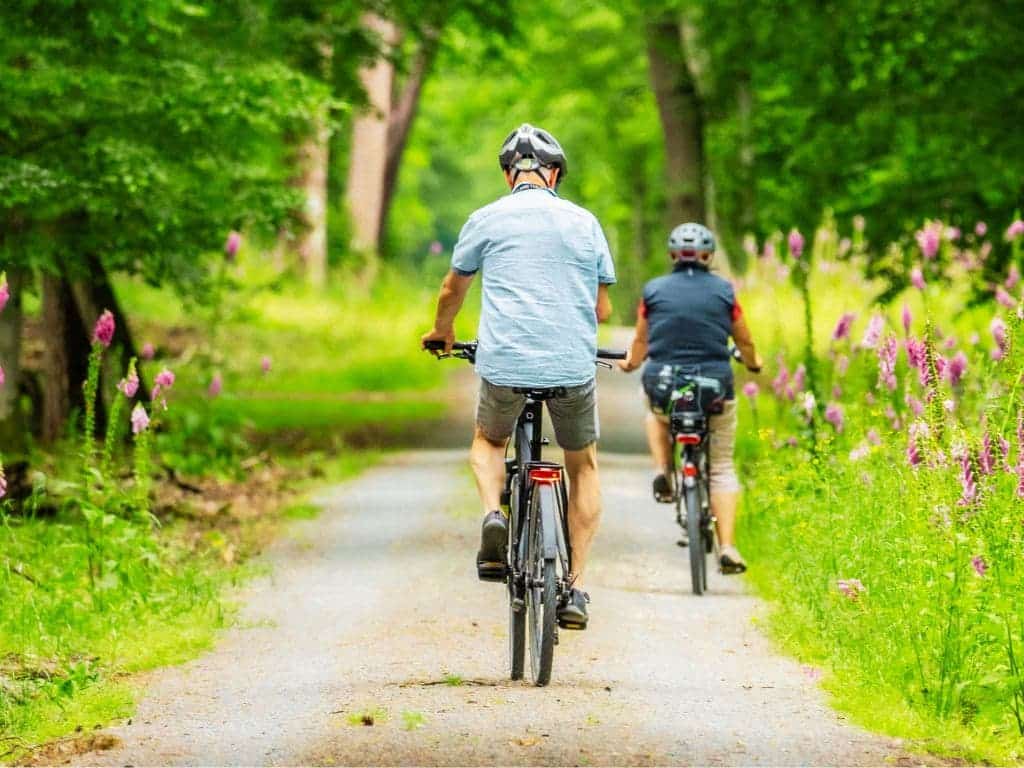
[528,483,557,686]
[685,486,706,595]
[508,430,529,681]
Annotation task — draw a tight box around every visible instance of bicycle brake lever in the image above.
[596,360,612,369]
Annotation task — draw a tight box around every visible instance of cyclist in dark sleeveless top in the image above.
[618,223,762,574]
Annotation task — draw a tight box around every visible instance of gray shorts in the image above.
[477,378,599,451]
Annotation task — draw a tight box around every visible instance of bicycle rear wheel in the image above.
[527,483,557,686]
[685,486,706,595]
[508,471,525,680]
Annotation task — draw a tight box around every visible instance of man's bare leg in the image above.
[645,412,671,473]
[469,426,506,512]
[563,443,601,589]
[711,490,739,547]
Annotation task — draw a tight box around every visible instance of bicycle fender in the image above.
[538,484,559,560]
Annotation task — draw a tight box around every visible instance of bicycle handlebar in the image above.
[423,339,627,362]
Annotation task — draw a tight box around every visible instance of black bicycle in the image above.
[425,339,624,685]
[661,348,757,595]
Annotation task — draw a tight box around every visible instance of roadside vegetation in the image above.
[736,217,1024,764]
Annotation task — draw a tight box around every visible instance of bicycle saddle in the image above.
[512,386,568,400]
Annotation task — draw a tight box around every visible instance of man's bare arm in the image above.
[618,312,649,372]
[421,269,475,353]
[732,314,763,371]
[596,284,613,323]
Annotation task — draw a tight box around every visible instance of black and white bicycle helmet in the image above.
[499,123,567,187]
[668,222,716,267]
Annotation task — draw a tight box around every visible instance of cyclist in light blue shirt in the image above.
[422,124,615,629]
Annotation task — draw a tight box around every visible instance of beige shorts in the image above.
[477,378,598,451]
[651,398,740,493]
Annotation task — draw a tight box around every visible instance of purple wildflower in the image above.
[224,230,242,260]
[742,381,759,399]
[979,433,995,475]
[837,578,865,600]
[991,317,1008,360]
[906,395,924,417]
[118,372,139,399]
[803,391,817,421]
[877,336,898,391]
[901,303,913,335]
[0,274,9,314]
[910,266,926,290]
[957,453,977,507]
[208,372,223,398]
[907,435,922,467]
[151,368,176,400]
[996,286,1016,309]
[772,364,789,398]
[1008,265,1021,290]
[0,462,6,500]
[916,223,941,260]
[946,351,967,386]
[793,364,807,392]
[971,556,987,577]
[824,403,844,432]
[788,229,805,259]
[1006,220,1024,241]
[975,221,987,237]
[131,403,150,435]
[141,342,155,360]
[261,355,272,374]
[943,399,956,413]
[861,314,884,349]
[998,436,1011,469]
[867,429,882,446]
[763,242,776,261]
[92,310,115,348]
[906,338,926,370]
[831,312,857,342]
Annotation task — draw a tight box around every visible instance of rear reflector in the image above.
[529,467,562,483]
[676,434,701,445]
[683,463,698,478]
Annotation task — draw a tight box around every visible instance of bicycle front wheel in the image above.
[527,484,557,686]
[685,486,707,595]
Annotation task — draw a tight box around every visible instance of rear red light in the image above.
[529,467,562,483]
[683,463,698,478]
[675,433,701,445]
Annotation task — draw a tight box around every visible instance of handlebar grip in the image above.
[423,339,473,351]
[597,348,627,360]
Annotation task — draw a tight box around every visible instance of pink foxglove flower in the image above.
[957,453,977,507]
[0,363,4,389]
[996,286,1016,309]
[910,266,926,291]
[0,274,9,314]
[151,368,176,400]
[793,364,807,392]
[772,364,789,398]
[1007,265,1021,290]
[118,372,139,398]
[763,242,776,261]
[971,555,987,577]
[208,373,223,398]
[788,229,805,260]
[261,355,272,374]
[901,303,913,335]
[140,342,155,360]
[824,403,844,432]
[991,317,1008,360]
[915,223,941,260]
[92,310,115,347]
[975,221,987,237]
[979,433,995,475]
[860,314,884,349]
[836,578,865,600]
[742,381,759,399]
[907,435,922,467]
[831,312,857,342]
[0,462,6,500]
[131,403,150,435]
[906,338,926,370]
[867,429,882,446]
[905,395,924,417]
[877,336,898,391]
[224,230,242,260]
[1006,220,1024,240]
[429,240,443,255]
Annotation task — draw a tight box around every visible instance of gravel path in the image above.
[61,362,909,767]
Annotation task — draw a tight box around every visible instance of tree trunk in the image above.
[293,108,330,288]
[39,274,71,443]
[344,14,399,254]
[0,269,26,454]
[646,14,706,226]
[380,32,440,238]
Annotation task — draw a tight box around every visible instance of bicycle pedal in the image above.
[676,539,689,548]
[476,562,508,582]
[557,619,587,631]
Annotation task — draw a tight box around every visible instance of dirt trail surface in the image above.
[61,356,909,767]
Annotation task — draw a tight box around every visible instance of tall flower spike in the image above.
[224,230,242,260]
[901,303,913,335]
[991,317,1008,360]
[0,272,9,314]
[824,403,844,432]
[910,266,926,291]
[979,433,995,475]
[861,314,884,349]
[877,335,898,391]
[131,403,150,435]
[831,312,856,342]
[957,453,977,507]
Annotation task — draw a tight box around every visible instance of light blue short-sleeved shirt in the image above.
[451,186,616,388]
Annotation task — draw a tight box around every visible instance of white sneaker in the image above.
[719,545,747,574]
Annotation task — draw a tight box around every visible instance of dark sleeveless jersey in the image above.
[639,264,741,399]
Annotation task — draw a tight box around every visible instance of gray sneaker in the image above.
[476,510,508,582]
[557,588,590,630]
